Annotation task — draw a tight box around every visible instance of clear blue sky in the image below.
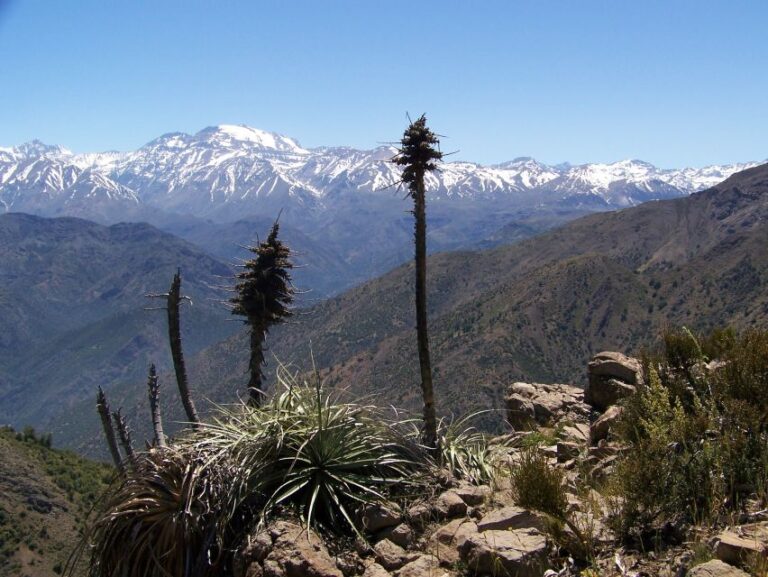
[0,0,765,167]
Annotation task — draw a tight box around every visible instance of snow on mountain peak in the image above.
[195,125,308,154]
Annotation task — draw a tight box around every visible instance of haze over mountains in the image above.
[2,125,762,297]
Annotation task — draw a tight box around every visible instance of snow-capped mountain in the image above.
[1,124,760,223]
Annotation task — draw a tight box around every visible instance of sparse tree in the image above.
[146,364,167,448]
[231,220,294,406]
[96,387,124,473]
[147,270,200,428]
[392,114,443,450]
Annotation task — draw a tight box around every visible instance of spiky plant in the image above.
[231,220,294,406]
[435,412,507,485]
[195,367,430,536]
[76,446,233,577]
[96,387,123,473]
[392,114,443,450]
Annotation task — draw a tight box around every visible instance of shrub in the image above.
[612,327,768,542]
[435,412,507,486]
[509,446,567,519]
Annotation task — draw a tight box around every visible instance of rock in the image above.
[459,528,548,577]
[506,382,590,430]
[244,521,343,577]
[476,506,548,532]
[395,554,446,577]
[590,405,623,444]
[427,519,479,566]
[714,531,766,567]
[557,440,581,462]
[360,505,402,532]
[436,490,468,519]
[585,352,642,411]
[373,539,417,571]
[406,502,432,528]
[453,482,492,506]
[376,523,413,548]
[362,562,391,577]
[588,351,643,384]
[689,559,751,576]
[558,423,590,443]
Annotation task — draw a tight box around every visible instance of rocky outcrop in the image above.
[506,382,591,429]
[585,352,642,411]
[688,560,751,577]
[238,521,344,577]
[459,528,548,577]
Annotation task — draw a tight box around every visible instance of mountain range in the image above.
[2,125,762,298]
[33,161,767,455]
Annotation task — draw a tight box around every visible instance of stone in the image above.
[373,539,417,571]
[688,559,751,577]
[559,423,590,443]
[557,440,581,462]
[453,482,492,506]
[588,351,643,385]
[590,405,623,444]
[361,562,391,577]
[360,505,402,532]
[427,519,479,566]
[396,554,452,577]
[435,490,468,519]
[406,502,433,528]
[585,351,642,411]
[476,506,548,532]
[505,382,590,430]
[714,531,766,567]
[245,521,343,577]
[376,523,414,548]
[459,528,548,577]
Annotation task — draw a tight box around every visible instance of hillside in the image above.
[273,162,767,426]
[0,214,237,431]
[0,426,112,577]
[56,163,768,453]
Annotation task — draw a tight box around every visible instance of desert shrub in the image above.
[435,412,507,485]
[77,367,437,577]
[509,446,567,519]
[612,327,768,541]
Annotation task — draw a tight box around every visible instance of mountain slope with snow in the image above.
[1,124,760,222]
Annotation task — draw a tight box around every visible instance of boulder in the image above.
[427,519,479,566]
[557,440,581,462]
[395,554,449,577]
[360,505,402,532]
[361,563,391,577]
[590,405,624,444]
[373,539,417,571]
[688,560,751,577]
[453,482,492,506]
[714,531,766,567]
[376,523,414,549]
[506,382,590,430]
[585,352,642,411]
[477,506,548,533]
[242,521,344,577]
[435,490,468,519]
[459,528,548,577]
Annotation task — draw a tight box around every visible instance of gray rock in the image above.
[361,562,391,577]
[557,440,581,462]
[395,554,452,577]
[459,528,548,577]
[590,405,624,444]
[689,559,751,577]
[476,506,548,532]
[714,531,766,567]
[453,482,492,506]
[588,351,643,385]
[427,519,479,566]
[506,382,590,430]
[245,521,344,577]
[435,490,468,519]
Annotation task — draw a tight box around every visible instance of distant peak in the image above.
[194,124,308,153]
[15,140,71,157]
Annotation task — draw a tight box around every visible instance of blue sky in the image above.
[0,0,765,167]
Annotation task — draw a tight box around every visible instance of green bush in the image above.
[509,446,567,519]
[612,327,768,541]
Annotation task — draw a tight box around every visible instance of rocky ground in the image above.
[230,351,768,577]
